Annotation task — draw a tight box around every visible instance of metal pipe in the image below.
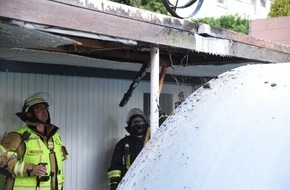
[150,46,159,137]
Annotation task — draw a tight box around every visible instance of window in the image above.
[217,0,227,7]
[260,0,266,7]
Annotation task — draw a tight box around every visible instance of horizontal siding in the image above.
[0,71,192,190]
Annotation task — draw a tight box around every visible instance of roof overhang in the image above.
[0,0,290,78]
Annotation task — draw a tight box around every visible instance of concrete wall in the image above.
[250,16,290,46]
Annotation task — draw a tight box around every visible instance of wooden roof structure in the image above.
[0,0,290,79]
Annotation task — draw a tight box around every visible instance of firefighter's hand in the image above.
[31,164,47,176]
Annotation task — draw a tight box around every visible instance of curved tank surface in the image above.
[118,63,290,190]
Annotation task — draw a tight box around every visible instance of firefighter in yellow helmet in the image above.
[107,108,149,190]
[0,94,68,190]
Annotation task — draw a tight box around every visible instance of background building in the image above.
[180,0,273,19]
[250,16,290,45]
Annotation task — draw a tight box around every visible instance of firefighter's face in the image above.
[33,104,49,123]
[130,116,147,135]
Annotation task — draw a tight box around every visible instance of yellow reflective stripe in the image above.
[159,114,168,119]
[14,183,51,189]
[110,181,119,185]
[48,138,54,150]
[7,151,17,158]
[14,161,25,177]
[0,145,6,154]
[36,139,43,162]
[108,170,122,178]
[48,141,54,149]
[126,155,131,170]
[58,182,64,190]
[29,136,40,140]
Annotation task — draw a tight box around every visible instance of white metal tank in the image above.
[118,63,290,190]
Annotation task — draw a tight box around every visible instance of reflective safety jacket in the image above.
[1,123,68,190]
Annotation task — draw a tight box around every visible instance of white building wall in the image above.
[191,0,273,19]
[0,71,193,190]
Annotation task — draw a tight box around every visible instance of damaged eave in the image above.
[194,33,290,63]
[0,23,81,49]
[0,0,199,50]
[50,0,290,58]
[52,0,195,31]
[197,23,290,53]
[0,0,290,64]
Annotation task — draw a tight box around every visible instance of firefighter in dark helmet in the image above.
[0,94,68,190]
[107,108,149,190]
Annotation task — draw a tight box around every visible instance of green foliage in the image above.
[142,1,167,14]
[268,0,290,17]
[110,0,167,14]
[191,14,250,34]
[109,1,250,34]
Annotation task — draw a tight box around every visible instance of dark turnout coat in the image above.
[107,134,147,189]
